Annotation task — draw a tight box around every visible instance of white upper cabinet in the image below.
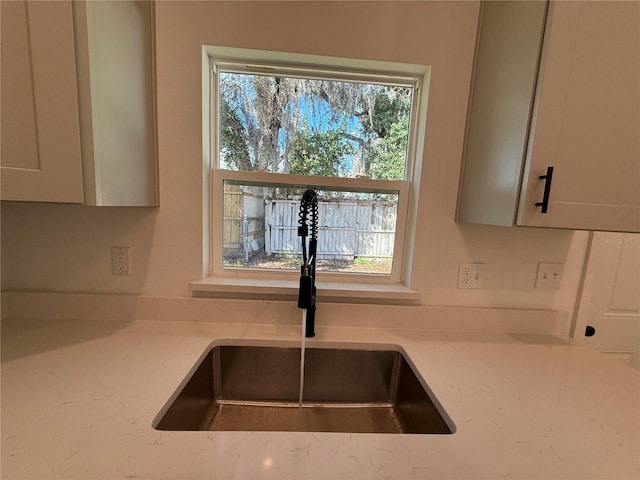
[1,1,84,203]
[1,0,158,206]
[518,1,639,231]
[457,1,640,233]
[74,1,158,206]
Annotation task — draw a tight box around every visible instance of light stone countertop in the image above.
[1,316,639,480]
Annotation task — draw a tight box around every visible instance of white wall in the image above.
[0,1,588,314]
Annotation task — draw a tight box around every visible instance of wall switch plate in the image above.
[457,262,485,289]
[112,246,130,275]
[535,262,563,289]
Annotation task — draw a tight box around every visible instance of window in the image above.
[202,46,429,289]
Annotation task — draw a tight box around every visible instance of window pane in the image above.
[218,72,413,180]
[222,181,398,275]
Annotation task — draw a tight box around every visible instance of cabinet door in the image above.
[1,1,83,203]
[518,1,639,232]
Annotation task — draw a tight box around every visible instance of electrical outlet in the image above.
[112,246,130,275]
[535,262,563,289]
[457,263,485,289]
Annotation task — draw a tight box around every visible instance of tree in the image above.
[219,97,252,171]
[370,113,409,180]
[220,73,301,172]
[288,126,355,177]
[218,72,412,179]
[368,90,412,180]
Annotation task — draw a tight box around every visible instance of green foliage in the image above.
[289,128,355,177]
[219,98,252,170]
[370,114,409,180]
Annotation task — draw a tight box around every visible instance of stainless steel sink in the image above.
[154,344,455,434]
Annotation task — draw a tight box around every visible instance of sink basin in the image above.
[154,343,455,434]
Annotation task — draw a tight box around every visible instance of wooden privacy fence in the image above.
[224,187,397,261]
[264,198,396,260]
[223,185,265,260]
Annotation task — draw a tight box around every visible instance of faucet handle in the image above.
[298,274,313,309]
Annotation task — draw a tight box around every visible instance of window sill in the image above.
[191,277,421,305]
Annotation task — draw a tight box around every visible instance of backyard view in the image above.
[217,71,413,274]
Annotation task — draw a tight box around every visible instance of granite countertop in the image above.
[1,316,639,479]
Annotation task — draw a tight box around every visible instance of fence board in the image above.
[265,198,396,260]
[225,190,397,261]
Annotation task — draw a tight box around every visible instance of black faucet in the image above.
[297,189,318,338]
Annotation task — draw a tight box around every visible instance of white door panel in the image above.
[574,232,640,370]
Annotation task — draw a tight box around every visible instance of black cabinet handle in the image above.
[535,166,554,213]
[585,325,596,337]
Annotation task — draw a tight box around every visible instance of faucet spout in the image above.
[297,189,318,338]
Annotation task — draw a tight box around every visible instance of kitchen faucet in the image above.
[297,189,317,338]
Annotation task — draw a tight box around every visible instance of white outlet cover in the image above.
[457,263,485,289]
[535,262,563,289]
[112,246,131,276]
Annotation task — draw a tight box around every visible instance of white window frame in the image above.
[197,46,430,296]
